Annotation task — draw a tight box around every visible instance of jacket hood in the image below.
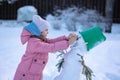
[21,29,32,45]
[24,22,41,37]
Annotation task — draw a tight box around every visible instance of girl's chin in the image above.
[43,36,47,38]
[45,35,47,37]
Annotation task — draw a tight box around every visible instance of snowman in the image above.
[53,26,106,80]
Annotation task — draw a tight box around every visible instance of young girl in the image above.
[14,15,77,80]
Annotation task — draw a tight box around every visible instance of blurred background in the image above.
[0,0,120,32]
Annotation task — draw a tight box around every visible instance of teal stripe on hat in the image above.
[24,22,41,37]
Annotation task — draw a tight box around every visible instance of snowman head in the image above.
[70,35,88,54]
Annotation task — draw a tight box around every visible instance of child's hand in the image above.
[67,33,77,40]
[67,33,78,45]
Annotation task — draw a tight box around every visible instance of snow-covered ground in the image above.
[0,20,120,80]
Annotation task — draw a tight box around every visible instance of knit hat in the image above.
[24,15,50,37]
[32,15,49,32]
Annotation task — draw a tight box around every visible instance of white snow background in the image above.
[0,10,120,80]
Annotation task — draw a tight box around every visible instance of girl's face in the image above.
[41,29,48,38]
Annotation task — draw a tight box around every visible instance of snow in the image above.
[0,6,120,79]
[46,7,106,32]
[0,20,120,80]
[17,6,38,22]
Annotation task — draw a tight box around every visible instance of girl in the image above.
[14,15,77,80]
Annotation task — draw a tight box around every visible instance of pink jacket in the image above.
[14,29,69,80]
